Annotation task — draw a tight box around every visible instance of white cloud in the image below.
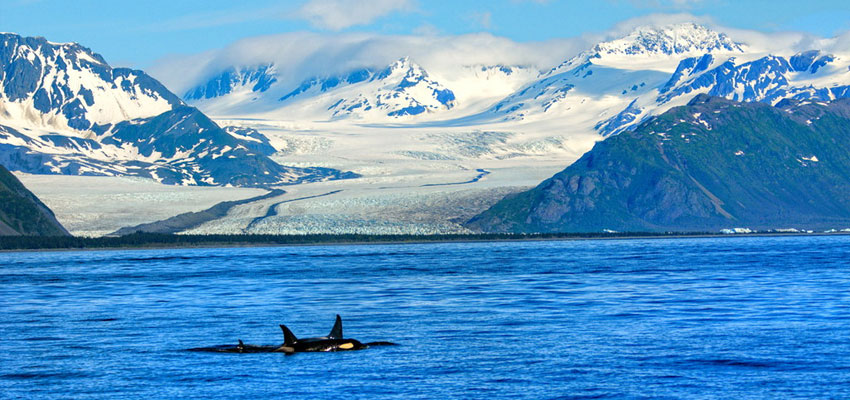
[147,13,850,97]
[148,32,590,95]
[296,0,416,30]
[827,30,850,53]
[720,27,824,53]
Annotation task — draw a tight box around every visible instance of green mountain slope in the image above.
[0,165,70,236]
[467,94,850,233]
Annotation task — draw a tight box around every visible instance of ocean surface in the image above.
[1,236,849,399]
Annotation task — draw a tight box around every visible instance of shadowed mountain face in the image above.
[467,95,850,233]
[0,164,69,236]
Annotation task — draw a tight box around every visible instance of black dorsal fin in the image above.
[280,324,298,346]
[328,314,343,339]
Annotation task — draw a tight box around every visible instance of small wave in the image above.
[688,358,777,368]
[549,394,618,399]
[306,251,423,258]
[116,254,235,263]
[78,317,119,322]
[1,371,90,380]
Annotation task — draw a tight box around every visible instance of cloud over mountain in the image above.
[149,32,590,96]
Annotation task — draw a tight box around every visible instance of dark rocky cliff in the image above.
[0,165,69,236]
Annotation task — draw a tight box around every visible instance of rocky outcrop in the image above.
[0,164,69,236]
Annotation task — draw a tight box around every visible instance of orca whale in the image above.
[187,315,395,353]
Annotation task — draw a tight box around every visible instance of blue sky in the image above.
[3,0,850,68]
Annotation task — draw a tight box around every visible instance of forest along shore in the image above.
[2,231,848,252]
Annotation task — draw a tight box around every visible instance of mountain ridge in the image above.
[467,94,850,233]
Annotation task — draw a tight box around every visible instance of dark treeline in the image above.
[0,231,698,251]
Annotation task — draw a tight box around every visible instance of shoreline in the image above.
[1,231,847,253]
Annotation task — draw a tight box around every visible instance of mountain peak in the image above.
[269,56,455,119]
[393,56,413,67]
[1,32,107,64]
[593,23,745,57]
[1,33,182,131]
[184,63,278,101]
[381,56,425,78]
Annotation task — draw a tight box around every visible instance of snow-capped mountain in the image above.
[544,24,745,77]
[657,51,848,104]
[184,64,277,101]
[185,23,798,134]
[592,23,745,57]
[0,34,180,132]
[185,57,461,120]
[487,24,748,132]
[0,33,354,186]
[10,24,850,187]
[183,57,539,121]
[279,57,457,119]
[484,23,850,137]
[175,23,850,138]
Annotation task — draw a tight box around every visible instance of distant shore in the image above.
[1,231,848,252]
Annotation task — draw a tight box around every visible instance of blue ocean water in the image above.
[1,236,849,399]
